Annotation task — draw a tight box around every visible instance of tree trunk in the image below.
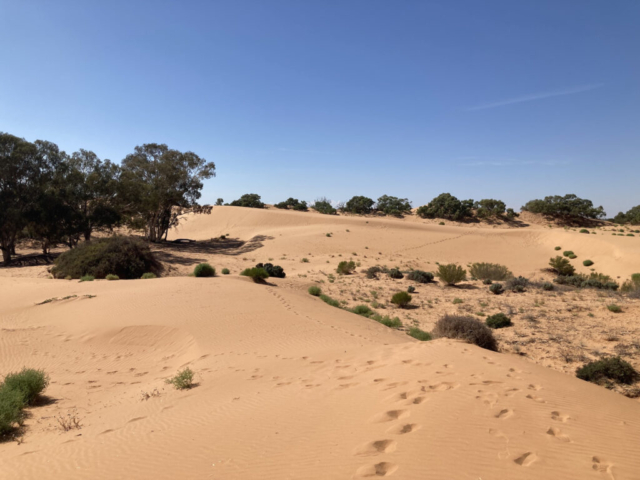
[1,247,11,265]
[84,230,92,242]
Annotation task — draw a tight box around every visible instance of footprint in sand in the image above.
[551,411,570,422]
[354,439,397,456]
[370,409,410,423]
[495,408,514,420]
[528,384,542,391]
[354,462,398,477]
[387,423,421,435]
[546,427,571,442]
[514,452,538,466]
[427,382,459,392]
[592,456,615,479]
[526,394,546,403]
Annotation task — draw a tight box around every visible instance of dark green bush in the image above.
[436,264,467,285]
[241,267,269,282]
[194,263,215,277]
[372,315,403,329]
[469,262,512,281]
[141,272,156,279]
[388,268,404,279]
[230,193,265,208]
[583,259,594,267]
[308,286,321,296]
[256,263,286,278]
[431,314,498,351]
[365,266,383,279]
[2,368,49,405]
[554,273,619,290]
[549,256,575,276]
[319,294,340,307]
[221,268,230,275]
[489,283,504,295]
[407,286,415,293]
[473,199,507,219]
[563,250,574,257]
[52,236,161,280]
[580,229,590,234]
[275,198,307,211]
[522,194,605,221]
[485,313,512,329]
[542,282,554,291]
[576,357,638,385]
[0,387,25,434]
[106,274,119,281]
[406,270,434,283]
[352,305,374,317]
[376,195,412,216]
[165,367,195,390]
[312,198,337,215]
[80,275,95,282]
[506,276,529,292]
[607,304,622,313]
[417,193,474,220]
[391,291,412,308]
[483,278,492,285]
[554,246,561,251]
[337,261,356,275]
[344,196,375,214]
[408,327,431,341]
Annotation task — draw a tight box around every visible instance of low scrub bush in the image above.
[275,198,308,211]
[337,261,356,275]
[352,305,374,317]
[436,264,467,285]
[549,256,576,276]
[469,263,512,281]
[312,198,337,215]
[241,267,269,282]
[365,266,384,279]
[308,286,321,296]
[563,250,574,257]
[621,274,640,297]
[222,268,230,275]
[406,270,434,283]
[372,315,403,329]
[555,246,561,250]
[489,283,504,295]
[320,294,340,307]
[376,195,412,216]
[576,357,638,385]
[583,259,594,267]
[80,275,95,282]
[554,273,619,290]
[344,196,375,215]
[485,313,512,329]
[506,276,529,292]
[0,387,25,434]
[408,327,431,341]
[417,193,473,220]
[194,263,215,277]
[165,368,195,390]
[106,274,119,281]
[391,291,412,308]
[542,282,554,291]
[483,279,492,285]
[230,193,265,208]
[431,315,498,351]
[51,236,161,280]
[388,268,404,279]
[607,304,622,313]
[2,368,49,405]
[407,286,415,293]
[256,263,285,278]
[580,229,590,234]
[568,254,577,259]
[141,272,156,279]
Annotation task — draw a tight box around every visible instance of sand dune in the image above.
[1,207,640,479]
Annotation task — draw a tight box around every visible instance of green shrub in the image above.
[489,283,504,295]
[469,262,512,281]
[241,267,269,282]
[554,273,619,290]
[549,256,575,276]
[256,263,286,278]
[372,315,403,329]
[452,298,463,304]
[337,261,356,275]
[344,196,375,214]
[194,263,215,277]
[554,246,561,250]
[0,387,25,434]
[583,259,594,267]
[388,268,404,279]
[436,264,467,285]
[563,250,574,257]
[230,193,265,208]
[483,278,492,285]
[406,270,434,283]
[473,199,507,219]
[542,282,554,291]
[320,294,340,307]
[2,368,49,405]
[141,272,156,279]
[275,198,307,211]
[308,286,321,296]
[106,274,119,281]
[222,268,230,275]
[416,193,473,220]
[376,195,412,216]
[391,291,412,308]
[165,367,195,390]
[522,194,605,221]
[365,266,383,279]
[506,276,529,292]
[352,305,374,317]
[407,286,415,293]
[485,313,512,329]
[79,275,95,282]
[607,304,622,313]
[576,357,638,385]
[580,229,589,234]
[408,327,431,341]
[312,197,337,215]
[432,314,498,351]
[568,254,577,259]
[52,236,161,280]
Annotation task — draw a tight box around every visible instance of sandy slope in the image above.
[1,207,640,479]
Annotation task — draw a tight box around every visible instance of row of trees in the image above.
[0,132,214,264]
[613,205,640,225]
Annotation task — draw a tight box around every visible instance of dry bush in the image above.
[469,263,512,281]
[431,314,498,351]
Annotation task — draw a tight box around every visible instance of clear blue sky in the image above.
[1,1,638,215]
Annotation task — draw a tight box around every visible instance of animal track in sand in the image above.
[528,384,542,391]
[354,462,398,477]
[427,382,459,392]
[370,409,410,423]
[387,423,421,435]
[592,456,615,479]
[526,394,546,403]
[546,427,571,442]
[127,416,146,423]
[514,452,538,466]
[551,411,570,423]
[495,408,514,420]
[354,439,397,456]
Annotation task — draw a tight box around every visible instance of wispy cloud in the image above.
[467,84,603,111]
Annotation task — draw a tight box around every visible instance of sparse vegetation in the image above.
[319,294,340,307]
[80,275,95,282]
[406,270,434,283]
[165,367,195,390]
[408,327,431,341]
[489,283,504,295]
[431,314,498,351]
[583,259,594,267]
[576,357,638,385]
[275,198,308,211]
[337,261,356,275]
[407,285,415,293]
[311,198,337,215]
[607,304,622,313]
[436,263,467,285]
[0,368,49,434]
[308,286,321,296]
[141,272,156,279]
[549,256,576,276]
[554,273,619,290]
[388,268,404,279]
[365,266,384,279]
[485,313,512,329]
[194,263,215,277]
[241,267,269,282]
[468,262,512,281]
[256,263,286,278]
[352,305,374,317]
[506,276,529,292]
[106,274,119,280]
[391,291,412,308]
[222,268,230,275]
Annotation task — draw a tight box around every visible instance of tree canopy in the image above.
[343,196,375,214]
[522,194,605,221]
[613,205,640,225]
[417,193,474,221]
[376,195,412,216]
[230,193,265,209]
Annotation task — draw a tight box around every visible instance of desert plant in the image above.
[222,268,230,275]
[308,286,322,296]
[388,268,404,279]
[2,368,49,405]
[607,304,622,313]
[337,261,356,275]
[452,298,463,304]
[417,193,474,221]
[542,282,554,291]
[583,259,594,267]
[506,276,529,292]
[568,254,577,259]
[406,270,434,283]
[483,278,492,285]
[407,286,415,293]
[241,267,269,282]
[311,197,337,215]
[0,387,25,434]
[256,263,286,278]
[408,327,431,341]
[229,193,265,208]
[376,195,412,216]
[275,198,307,211]
[489,283,504,295]
[79,275,95,282]
[372,315,403,328]
[391,291,412,308]
[52,236,161,280]
[473,199,507,219]
[105,274,119,281]
[344,196,375,215]
[431,314,498,351]
[436,264,467,285]
[555,246,561,250]
[554,273,619,290]
[194,263,215,277]
[319,294,340,307]
[165,367,195,390]
[365,266,383,279]
[485,313,512,329]
[549,256,576,276]
[576,357,639,385]
[563,250,574,257]
[469,262,512,281]
[522,194,605,221]
[580,229,590,234]
[352,305,374,317]
[141,272,156,279]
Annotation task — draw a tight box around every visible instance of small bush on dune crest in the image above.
[319,294,340,307]
[549,256,575,276]
[141,272,156,279]
[408,327,431,341]
[576,357,638,385]
[106,274,119,281]
[337,261,356,275]
[469,263,512,281]
[256,263,286,278]
[194,263,215,277]
[431,314,498,351]
[308,286,321,296]
[436,264,467,285]
[406,270,434,283]
[166,368,195,390]
[352,305,374,317]
[222,268,230,275]
[241,267,269,282]
[485,313,512,329]
[312,198,337,215]
[80,275,95,282]
[391,291,412,308]
[372,315,403,329]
